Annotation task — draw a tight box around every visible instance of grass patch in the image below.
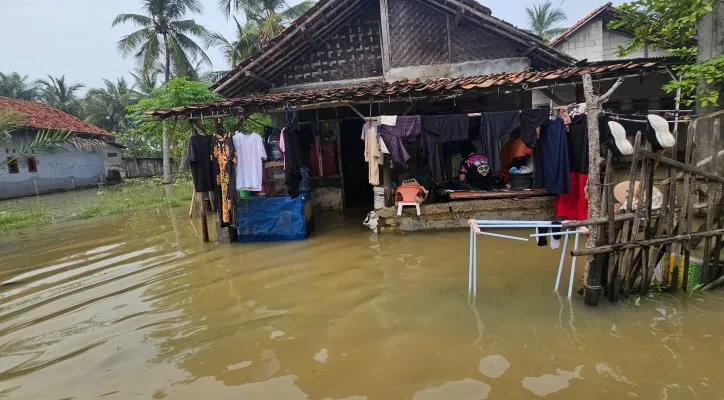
[0,172,194,232]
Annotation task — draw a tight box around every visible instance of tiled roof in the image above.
[549,3,614,46]
[0,97,112,136]
[148,59,666,119]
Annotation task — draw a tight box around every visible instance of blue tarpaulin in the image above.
[236,195,309,242]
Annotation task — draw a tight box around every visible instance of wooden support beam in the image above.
[639,149,724,184]
[453,6,464,26]
[572,229,724,256]
[244,70,273,87]
[379,0,392,75]
[538,89,567,107]
[298,25,319,50]
[561,213,635,229]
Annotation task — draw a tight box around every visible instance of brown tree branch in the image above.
[599,77,626,103]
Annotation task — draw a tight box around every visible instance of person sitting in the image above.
[448,141,493,191]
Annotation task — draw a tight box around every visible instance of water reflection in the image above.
[0,209,723,399]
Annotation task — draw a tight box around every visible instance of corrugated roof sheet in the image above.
[148,60,666,119]
[0,97,112,136]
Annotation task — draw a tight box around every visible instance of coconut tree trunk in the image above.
[162,33,172,184]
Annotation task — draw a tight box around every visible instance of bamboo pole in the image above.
[618,132,642,296]
[571,229,724,256]
[625,143,650,294]
[702,118,721,282]
[604,150,618,300]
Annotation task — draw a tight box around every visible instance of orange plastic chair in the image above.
[394,186,423,216]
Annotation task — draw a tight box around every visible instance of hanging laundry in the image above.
[480,111,520,176]
[421,115,470,181]
[555,114,588,220]
[263,126,283,161]
[534,118,570,195]
[282,128,306,198]
[558,106,572,125]
[234,132,267,192]
[520,109,549,149]
[498,137,533,183]
[379,115,397,126]
[362,121,381,185]
[188,134,214,193]
[212,132,238,227]
[378,116,421,169]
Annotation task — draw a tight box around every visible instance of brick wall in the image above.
[271,1,383,87]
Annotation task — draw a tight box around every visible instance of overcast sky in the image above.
[0,0,625,90]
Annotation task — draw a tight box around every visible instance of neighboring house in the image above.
[0,97,122,199]
[533,3,677,113]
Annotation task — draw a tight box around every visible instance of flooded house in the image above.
[0,97,123,198]
[148,0,676,235]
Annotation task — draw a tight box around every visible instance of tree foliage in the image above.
[217,0,314,43]
[0,72,40,100]
[126,77,268,161]
[206,17,261,68]
[84,78,140,132]
[113,0,212,83]
[611,0,723,106]
[37,75,85,115]
[525,1,567,41]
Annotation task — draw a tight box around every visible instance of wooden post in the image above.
[679,121,698,290]
[626,143,651,295]
[619,132,641,296]
[604,150,618,301]
[201,193,209,243]
[703,117,721,282]
[383,156,393,207]
[581,74,625,305]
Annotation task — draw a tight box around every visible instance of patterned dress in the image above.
[212,132,237,227]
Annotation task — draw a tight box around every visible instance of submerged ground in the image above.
[0,191,723,399]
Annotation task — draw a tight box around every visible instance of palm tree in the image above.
[525,1,567,41]
[113,0,212,184]
[84,78,140,132]
[218,0,314,43]
[130,67,161,96]
[37,75,85,116]
[206,17,261,68]
[0,72,40,100]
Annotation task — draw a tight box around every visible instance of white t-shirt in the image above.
[233,132,267,192]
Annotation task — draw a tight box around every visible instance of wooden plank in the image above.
[561,213,636,229]
[379,0,392,75]
[448,190,551,200]
[618,132,641,296]
[625,143,650,294]
[703,118,721,282]
[604,150,618,300]
[538,89,567,106]
[244,70,273,87]
[572,229,724,256]
[639,149,724,184]
[641,151,657,293]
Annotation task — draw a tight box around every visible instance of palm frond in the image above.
[117,28,155,57]
[112,13,153,27]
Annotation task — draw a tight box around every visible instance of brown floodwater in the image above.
[1,206,723,400]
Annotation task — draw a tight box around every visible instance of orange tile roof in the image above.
[0,97,112,136]
[148,59,669,119]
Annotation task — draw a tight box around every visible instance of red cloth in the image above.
[555,172,588,220]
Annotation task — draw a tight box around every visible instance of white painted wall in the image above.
[555,18,604,61]
[602,29,668,60]
[554,16,669,62]
[0,130,106,198]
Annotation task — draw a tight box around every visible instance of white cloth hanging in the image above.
[234,132,267,192]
